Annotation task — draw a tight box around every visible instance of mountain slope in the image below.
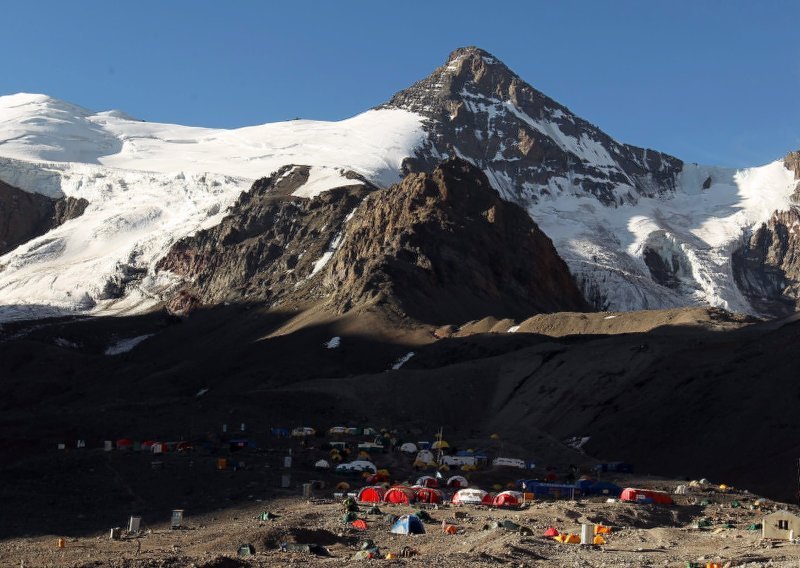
[383,47,800,315]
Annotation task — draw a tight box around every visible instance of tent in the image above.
[116,438,133,450]
[400,442,417,454]
[270,428,289,437]
[415,476,439,488]
[543,527,559,537]
[328,426,348,436]
[620,488,673,505]
[357,486,387,503]
[366,472,390,484]
[315,459,330,469]
[432,440,449,450]
[414,487,443,504]
[390,514,425,535]
[415,450,436,465]
[492,490,524,507]
[384,486,417,504]
[452,488,488,505]
[447,475,469,489]
[292,427,316,437]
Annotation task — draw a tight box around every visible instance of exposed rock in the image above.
[156,165,373,307]
[382,46,683,207]
[321,158,589,324]
[0,178,88,255]
[732,208,800,317]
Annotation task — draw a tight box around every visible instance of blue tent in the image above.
[271,428,290,438]
[390,514,426,535]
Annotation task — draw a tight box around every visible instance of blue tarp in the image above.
[517,480,581,498]
[390,514,426,535]
[576,480,622,496]
[271,428,290,438]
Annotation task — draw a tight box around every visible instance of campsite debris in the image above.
[109,527,121,540]
[415,510,434,523]
[57,538,65,548]
[366,506,382,515]
[342,497,358,512]
[359,539,375,550]
[257,511,279,521]
[398,546,418,557]
[237,543,255,557]
[342,511,359,524]
[442,523,458,534]
[279,542,329,556]
[352,519,368,530]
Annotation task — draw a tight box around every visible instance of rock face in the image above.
[320,158,588,324]
[731,152,800,317]
[384,46,683,207]
[156,165,373,308]
[0,178,88,255]
[158,159,587,324]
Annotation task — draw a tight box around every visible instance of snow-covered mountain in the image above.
[0,48,798,321]
[0,93,424,320]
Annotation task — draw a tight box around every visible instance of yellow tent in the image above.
[432,440,450,450]
[593,535,606,545]
[489,433,500,440]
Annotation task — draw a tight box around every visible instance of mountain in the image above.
[156,159,587,324]
[0,49,799,319]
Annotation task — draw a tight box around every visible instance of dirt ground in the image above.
[3,485,799,567]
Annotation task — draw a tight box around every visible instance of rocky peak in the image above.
[320,158,589,324]
[383,47,683,207]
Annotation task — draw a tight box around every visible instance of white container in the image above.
[283,456,292,469]
[128,516,141,533]
[171,510,184,529]
[302,483,313,498]
[104,440,113,451]
[580,523,592,545]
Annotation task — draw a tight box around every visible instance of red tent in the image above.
[544,527,559,537]
[414,487,443,504]
[357,486,387,503]
[446,475,468,489]
[481,492,496,506]
[383,486,417,504]
[492,490,523,507]
[415,475,439,488]
[116,438,133,450]
[620,488,673,505]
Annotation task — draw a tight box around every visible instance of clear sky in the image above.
[1,0,798,167]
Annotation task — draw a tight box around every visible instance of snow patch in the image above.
[391,351,415,370]
[105,334,154,355]
[291,167,362,199]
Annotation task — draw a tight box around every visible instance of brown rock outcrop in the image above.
[0,179,88,255]
[321,158,588,324]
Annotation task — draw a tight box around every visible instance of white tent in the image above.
[314,459,330,469]
[400,442,417,454]
[452,488,488,505]
[415,449,436,465]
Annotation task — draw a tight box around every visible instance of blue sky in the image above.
[1,1,798,167]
